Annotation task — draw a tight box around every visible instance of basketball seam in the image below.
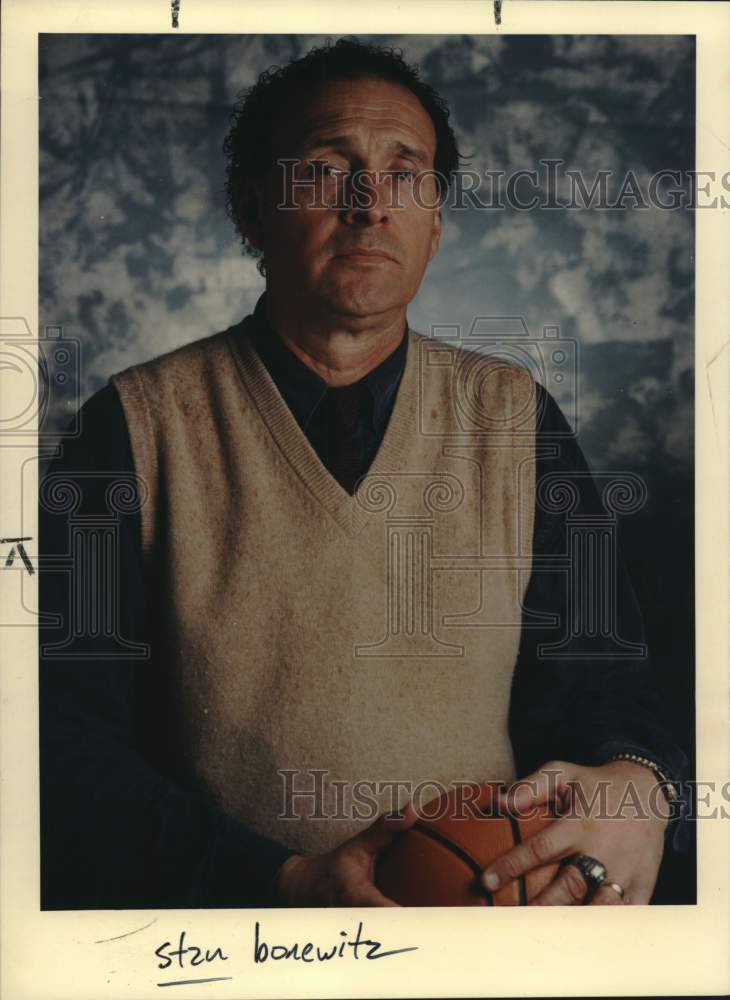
[414,822,493,905]
[508,815,528,906]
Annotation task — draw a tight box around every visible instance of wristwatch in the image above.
[607,751,681,831]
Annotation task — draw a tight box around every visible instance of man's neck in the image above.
[262,293,407,388]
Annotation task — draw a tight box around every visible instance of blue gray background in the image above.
[39,34,695,900]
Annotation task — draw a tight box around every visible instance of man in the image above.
[39,38,687,909]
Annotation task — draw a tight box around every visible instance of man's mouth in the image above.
[335,249,395,263]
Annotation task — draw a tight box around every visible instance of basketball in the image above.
[375,782,559,906]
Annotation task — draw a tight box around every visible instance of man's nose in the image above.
[341,169,391,224]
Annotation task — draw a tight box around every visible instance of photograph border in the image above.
[1,2,728,998]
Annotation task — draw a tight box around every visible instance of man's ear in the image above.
[427,208,442,263]
[236,181,265,251]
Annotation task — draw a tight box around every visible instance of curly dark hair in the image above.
[223,37,463,275]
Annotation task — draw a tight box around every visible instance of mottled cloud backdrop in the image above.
[40,33,694,470]
[39,34,695,898]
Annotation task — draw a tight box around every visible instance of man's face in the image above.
[244,76,442,323]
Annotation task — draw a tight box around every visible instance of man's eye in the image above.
[391,169,416,182]
[312,162,347,178]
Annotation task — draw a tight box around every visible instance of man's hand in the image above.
[481,760,670,905]
[271,802,418,907]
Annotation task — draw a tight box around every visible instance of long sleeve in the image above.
[39,385,295,908]
[509,384,690,852]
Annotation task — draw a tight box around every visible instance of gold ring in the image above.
[602,881,626,900]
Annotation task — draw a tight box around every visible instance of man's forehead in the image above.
[273,77,437,157]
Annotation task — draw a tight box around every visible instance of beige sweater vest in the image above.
[111,315,537,854]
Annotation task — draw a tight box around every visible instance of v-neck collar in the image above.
[248,293,408,440]
[226,313,419,536]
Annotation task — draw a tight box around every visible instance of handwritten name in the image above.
[153,922,417,986]
[254,920,418,963]
[155,930,228,971]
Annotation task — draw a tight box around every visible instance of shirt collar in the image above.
[248,292,408,435]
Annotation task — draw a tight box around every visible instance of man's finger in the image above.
[527,864,591,906]
[348,884,402,907]
[498,760,572,816]
[481,817,573,892]
[352,800,419,858]
[588,882,628,906]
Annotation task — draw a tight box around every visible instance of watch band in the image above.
[607,751,680,805]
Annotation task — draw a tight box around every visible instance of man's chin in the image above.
[315,284,406,321]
